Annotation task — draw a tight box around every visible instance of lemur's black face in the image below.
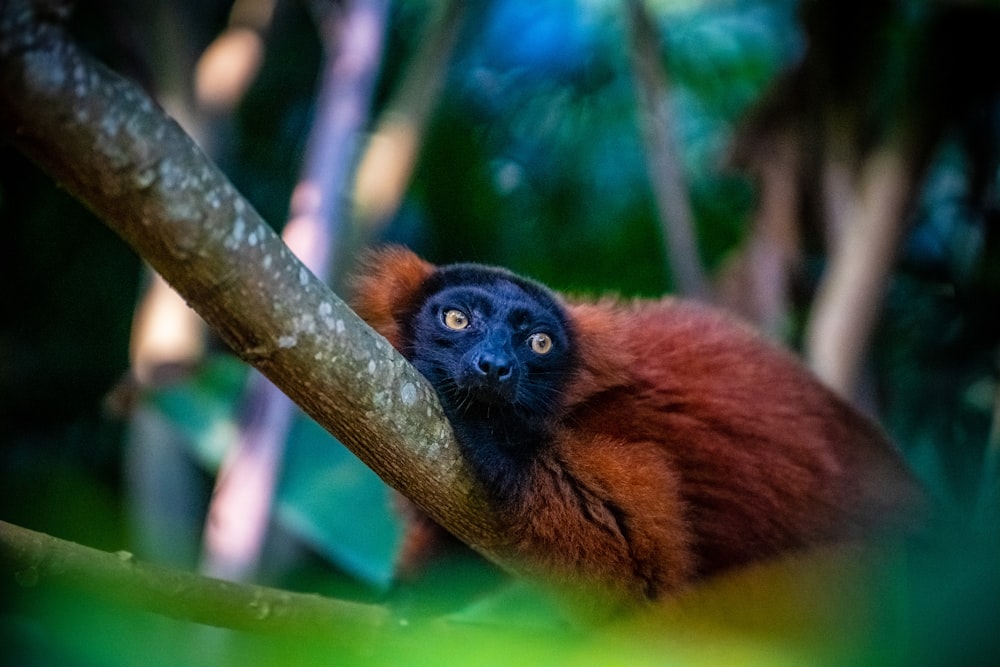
[401,265,575,455]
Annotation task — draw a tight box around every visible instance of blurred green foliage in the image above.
[401,0,798,294]
[2,0,999,664]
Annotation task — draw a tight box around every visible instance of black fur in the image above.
[398,264,576,498]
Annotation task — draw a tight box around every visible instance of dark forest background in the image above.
[2,0,999,664]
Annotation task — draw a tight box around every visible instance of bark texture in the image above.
[0,0,503,560]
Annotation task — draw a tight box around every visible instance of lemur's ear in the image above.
[349,245,436,348]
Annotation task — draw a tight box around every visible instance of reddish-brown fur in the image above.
[350,247,925,605]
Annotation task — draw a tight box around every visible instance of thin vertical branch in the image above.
[194,0,276,114]
[804,143,915,398]
[200,0,390,583]
[716,129,802,337]
[625,0,709,300]
[292,0,390,280]
[352,0,467,235]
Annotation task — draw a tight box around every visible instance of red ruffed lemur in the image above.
[350,246,925,606]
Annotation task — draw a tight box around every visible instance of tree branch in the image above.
[0,520,389,639]
[0,0,506,565]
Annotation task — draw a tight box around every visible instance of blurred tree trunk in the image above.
[723,0,990,404]
[716,129,801,338]
[625,0,708,300]
[805,141,920,398]
[200,0,390,584]
[352,0,467,239]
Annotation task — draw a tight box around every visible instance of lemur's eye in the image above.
[529,332,553,354]
[443,309,469,330]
